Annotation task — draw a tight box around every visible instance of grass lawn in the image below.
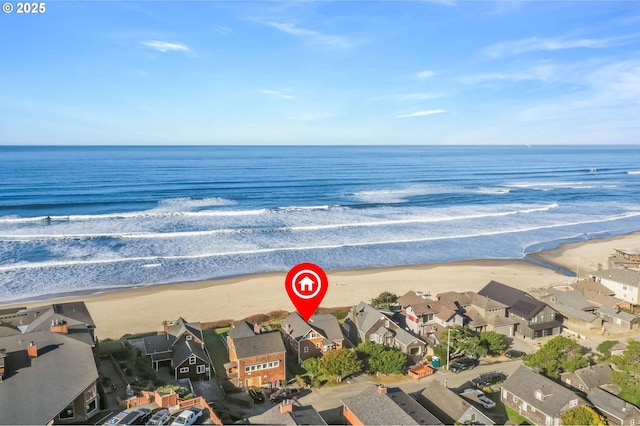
[202,327,232,380]
[505,406,534,425]
[485,392,533,425]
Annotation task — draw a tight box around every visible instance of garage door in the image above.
[246,377,261,388]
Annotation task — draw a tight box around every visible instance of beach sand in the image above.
[5,232,640,339]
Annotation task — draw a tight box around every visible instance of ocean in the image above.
[1,145,640,303]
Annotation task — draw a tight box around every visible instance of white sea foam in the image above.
[628,171,640,175]
[156,197,237,210]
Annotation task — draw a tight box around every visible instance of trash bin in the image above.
[431,356,441,368]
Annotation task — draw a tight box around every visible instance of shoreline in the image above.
[3,231,640,339]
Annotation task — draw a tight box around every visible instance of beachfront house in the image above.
[225,320,286,388]
[341,384,442,425]
[538,286,603,331]
[143,317,212,381]
[589,269,640,305]
[437,290,517,337]
[417,380,494,425]
[501,366,587,426]
[346,302,426,356]
[598,306,639,331]
[0,302,100,425]
[249,400,327,425]
[397,291,465,337]
[609,248,640,270]
[478,281,562,339]
[281,313,344,364]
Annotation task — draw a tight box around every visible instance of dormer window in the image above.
[569,399,578,408]
[535,390,544,401]
[189,355,197,365]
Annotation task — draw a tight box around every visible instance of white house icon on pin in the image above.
[298,276,315,292]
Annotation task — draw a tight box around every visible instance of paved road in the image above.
[294,359,524,424]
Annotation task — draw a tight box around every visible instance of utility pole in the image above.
[446,327,451,371]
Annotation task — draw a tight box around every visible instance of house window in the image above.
[569,399,578,408]
[180,367,189,373]
[513,395,518,403]
[189,355,196,365]
[309,332,317,338]
[540,314,544,322]
[502,389,507,399]
[315,343,321,349]
[59,404,74,420]
[86,398,97,414]
[469,413,476,422]
[197,365,205,374]
[186,335,192,340]
[244,361,279,372]
[531,407,536,413]
[578,384,584,391]
[630,419,634,426]
[304,347,309,353]
[522,403,527,412]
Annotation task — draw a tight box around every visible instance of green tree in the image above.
[611,340,640,406]
[301,357,324,379]
[596,340,619,359]
[356,341,385,372]
[371,291,399,308]
[480,331,507,355]
[561,406,606,426]
[523,335,588,379]
[373,349,408,374]
[321,349,363,383]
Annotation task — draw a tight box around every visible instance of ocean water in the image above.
[1,145,640,303]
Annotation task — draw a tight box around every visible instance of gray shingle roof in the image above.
[419,380,493,425]
[501,366,585,417]
[248,403,327,425]
[228,321,259,339]
[599,305,638,322]
[354,302,425,347]
[173,339,209,367]
[478,281,547,319]
[0,331,98,425]
[341,384,442,425]
[233,331,286,359]
[590,269,640,287]
[588,387,640,421]
[282,313,343,344]
[573,364,613,389]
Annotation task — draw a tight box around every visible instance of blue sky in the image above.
[1,1,639,145]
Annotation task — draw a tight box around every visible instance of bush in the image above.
[242,314,269,325]
[201,319,233,329]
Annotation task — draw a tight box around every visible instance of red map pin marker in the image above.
[285,263,329,321]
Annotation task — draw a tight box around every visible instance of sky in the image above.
[1,1,639,145]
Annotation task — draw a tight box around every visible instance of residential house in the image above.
[588,387,640,425]
[0,302,100,425]
[249,400,327,425]
[572,279,628,310]
[281,313,343,364]
[609,248,640,270]
[143,318,212,381]
[397,291,464,338]
[478,281,562,339]
[347,302,426,356]
[341,384,442,425]
[598,306,640,331]
[560,364,613,394]
[538,286,603,331]
[417,380,494,425]
[501,366,587,426]
[225,320,286,388]
[438,290,517,337]
[590,269,640,305]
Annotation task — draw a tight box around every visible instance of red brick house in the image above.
[225,321,286,388]
[281,313,344,364]
[143,318,212,381]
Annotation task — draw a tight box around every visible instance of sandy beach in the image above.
[5,232,640,339]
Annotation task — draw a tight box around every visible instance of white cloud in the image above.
[259,89,295,100]
[140,40,190,53]
[264,21,352,48]
[397,109,446,118]
[417,70,437,79]
[484,34,639,57]
[462,64,558,84]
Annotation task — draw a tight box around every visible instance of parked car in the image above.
[471,371,507,388]
[505,349,526,359]
[449,358,478,373]
[269,387,301,403]
[463,389,497,409]
[146,409,171,425]
[104,408,152,425]
[170,409,201,426]
[249,388,265,403]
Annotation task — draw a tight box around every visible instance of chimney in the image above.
[253,323,261,335]
[280,400,293,414]
[28,342,38,358]
[163,320,169,334]
[50,318,68,334]
[377,384,388,394]
[0,349,6,382]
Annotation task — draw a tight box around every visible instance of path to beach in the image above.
[6,232,640,339]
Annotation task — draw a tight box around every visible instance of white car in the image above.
[463,388,496,409]
[170,409,201,426]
